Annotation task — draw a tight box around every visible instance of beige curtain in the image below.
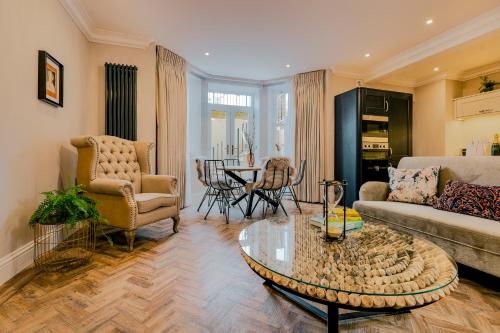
[156,46,187,208]
[293,70,325,203]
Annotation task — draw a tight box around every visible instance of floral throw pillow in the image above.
[433,180,499,221]
[387,166,440,206]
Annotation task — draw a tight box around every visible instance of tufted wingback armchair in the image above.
[71,135,180,251]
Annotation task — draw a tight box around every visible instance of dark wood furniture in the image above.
[335,88,412,207]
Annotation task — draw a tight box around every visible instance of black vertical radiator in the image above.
[105,63,137,141]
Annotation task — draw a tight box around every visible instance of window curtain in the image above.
[156,46,187,208]
[293,70,325,203]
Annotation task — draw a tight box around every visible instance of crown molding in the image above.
[60,0,500,83]
[59,0,150,49]
[414,73,451,87]
[458,61,500,81]
[188,64,265,86]
[58,0,93,39]
[366,6,500,82]
[330,68,364,80]
[381,72,461,88]
[379,78,418,88]
[188,64,293,87]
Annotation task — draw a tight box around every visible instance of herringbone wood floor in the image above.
[0,200,499,333]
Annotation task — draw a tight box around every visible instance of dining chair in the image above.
[195,158,217,212]
[248,157,293,217]
[281,159,306,214]
[203,160,245,223]
[223,158,240,166]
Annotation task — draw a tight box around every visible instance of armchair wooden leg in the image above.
[172,215,180,233]
[124,230,136,252]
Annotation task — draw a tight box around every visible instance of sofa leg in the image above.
[124,230,136,252]
[172,215,180,233]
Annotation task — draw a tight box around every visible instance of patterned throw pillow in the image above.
[387,166,440,206]
[433,180,499,221]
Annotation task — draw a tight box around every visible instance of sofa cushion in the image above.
[353,200,500,255]
[387,166,440,205]
[434,180,500,221]
[398,156,500,195]
[135,193,177,214]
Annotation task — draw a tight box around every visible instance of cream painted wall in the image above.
[413,77,500,156]
[187,73,203,204]
[0,0,92,262]
[413,80,446,156]
[447,74,500,155]
[88,43,156,147]
[462,71,500,96]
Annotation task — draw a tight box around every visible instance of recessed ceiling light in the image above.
[285,64,291,68]
[204,52,210,56]
[426,19,433,25]
[433,67,440,72]
[364,53,371,58]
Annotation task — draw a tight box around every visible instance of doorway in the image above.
[208,91,254,164]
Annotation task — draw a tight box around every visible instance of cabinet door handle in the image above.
[384,99,389,112]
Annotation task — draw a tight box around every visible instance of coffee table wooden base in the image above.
[242,250,458,332]
[263,280,410,333]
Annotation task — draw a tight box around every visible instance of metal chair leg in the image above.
[223,190,230,223]
[273,190,288,217]
[251,196,262,215]
[230,190,246,216]
[291,187,302,214]
[204,190,220,220]
[197,187,210,212]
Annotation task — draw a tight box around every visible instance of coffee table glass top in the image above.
[239,215,458,298]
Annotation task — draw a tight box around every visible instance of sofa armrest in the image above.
[359,181,389,201]
[88,178,134,196]
[141,174,178,195]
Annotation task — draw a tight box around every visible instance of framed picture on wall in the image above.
[38,50,64,107]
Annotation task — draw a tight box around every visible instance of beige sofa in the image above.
[353,156,500,277]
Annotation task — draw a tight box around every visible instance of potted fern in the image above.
[30,185,103,271]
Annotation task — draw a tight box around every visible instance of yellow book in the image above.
[330,207,360,217]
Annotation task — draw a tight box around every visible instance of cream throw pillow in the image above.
[387,166,440,206]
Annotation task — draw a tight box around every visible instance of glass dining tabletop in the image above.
[239,215,458,308]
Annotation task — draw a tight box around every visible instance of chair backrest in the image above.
[195,158,207,186]
[203,160,232,190]
[71,135,150,193]
[256,157,293,190]
[224,158,240,167]
[293,160,306,186]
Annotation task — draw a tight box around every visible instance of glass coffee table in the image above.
[239,215,458,333]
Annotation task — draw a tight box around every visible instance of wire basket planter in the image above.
[34,219,96,272]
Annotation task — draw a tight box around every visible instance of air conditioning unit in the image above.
[454,89,500,120]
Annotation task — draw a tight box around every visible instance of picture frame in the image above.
[38,50,64,107]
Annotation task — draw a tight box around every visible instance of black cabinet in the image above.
[335,88,412,207]
[387,93,412,166]
[363,89,388,115]
[334,89,361,207]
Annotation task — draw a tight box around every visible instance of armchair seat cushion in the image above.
[135,193,177,213]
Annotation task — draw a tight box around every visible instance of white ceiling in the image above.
[381,29,500,86]
[75,0,500,80]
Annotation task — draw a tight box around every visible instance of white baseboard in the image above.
[0,242,34,286]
